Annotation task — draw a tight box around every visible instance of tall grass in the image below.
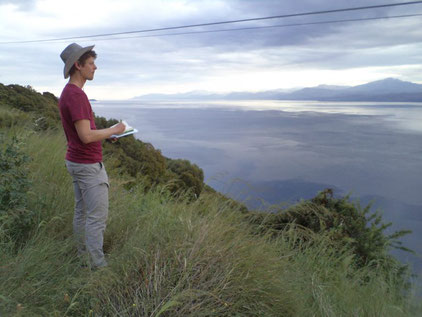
[0,105,32,130]
[0,129,420,316]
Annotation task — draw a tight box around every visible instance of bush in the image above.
[0,83,60,131]
[166,158,204,198]
[95,115,205,196]
[0,134,35,246]
[248,189,412,288]
[95,116,166,186]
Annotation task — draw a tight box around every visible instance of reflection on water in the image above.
[95,100,422,133]
[93,100,422,205]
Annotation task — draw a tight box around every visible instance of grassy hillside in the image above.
[1,84,421,316]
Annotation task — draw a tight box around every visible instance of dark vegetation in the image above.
[248,189,412,286]
[0,135,34,247]
[95,116,204,197]
[0,84,60,130]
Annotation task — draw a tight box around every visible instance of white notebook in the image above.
[110,120,138,138]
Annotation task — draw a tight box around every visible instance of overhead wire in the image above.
[82,13,422,42]
[1,1,422,44]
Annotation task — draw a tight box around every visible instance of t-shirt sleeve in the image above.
[68,92,92,122]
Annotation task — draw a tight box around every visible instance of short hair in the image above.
[69,50,97,77]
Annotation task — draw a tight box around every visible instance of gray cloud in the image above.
[93,1,422,77]
[1,0,422,97]
[0,0,36,10]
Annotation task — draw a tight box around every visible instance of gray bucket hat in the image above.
[60,43,95,79]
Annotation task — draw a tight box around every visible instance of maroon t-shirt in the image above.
[58,83,102,163]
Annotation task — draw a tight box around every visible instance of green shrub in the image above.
[95,116,166,186]
[248,189,412,289]
[166,158,204,198]
[0,83,60,130]
[0,134,35,246]
[95,115,205,196]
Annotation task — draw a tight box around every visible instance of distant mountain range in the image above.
[133,78,422,102]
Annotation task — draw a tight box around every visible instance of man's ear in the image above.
[74,61,81,71]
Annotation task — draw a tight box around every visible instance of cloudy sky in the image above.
[0,0,421,99]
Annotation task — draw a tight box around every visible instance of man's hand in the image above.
[112,122,126,135]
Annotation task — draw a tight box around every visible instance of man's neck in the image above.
[68,74,86,89]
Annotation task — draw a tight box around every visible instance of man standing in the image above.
[59,43,125,269]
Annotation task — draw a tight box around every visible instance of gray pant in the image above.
[65,160,109,268]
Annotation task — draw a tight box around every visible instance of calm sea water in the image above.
[93,100,422,203]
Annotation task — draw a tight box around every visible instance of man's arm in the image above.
[75,120,126,144]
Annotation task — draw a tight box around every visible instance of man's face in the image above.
[78,56,97,80]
